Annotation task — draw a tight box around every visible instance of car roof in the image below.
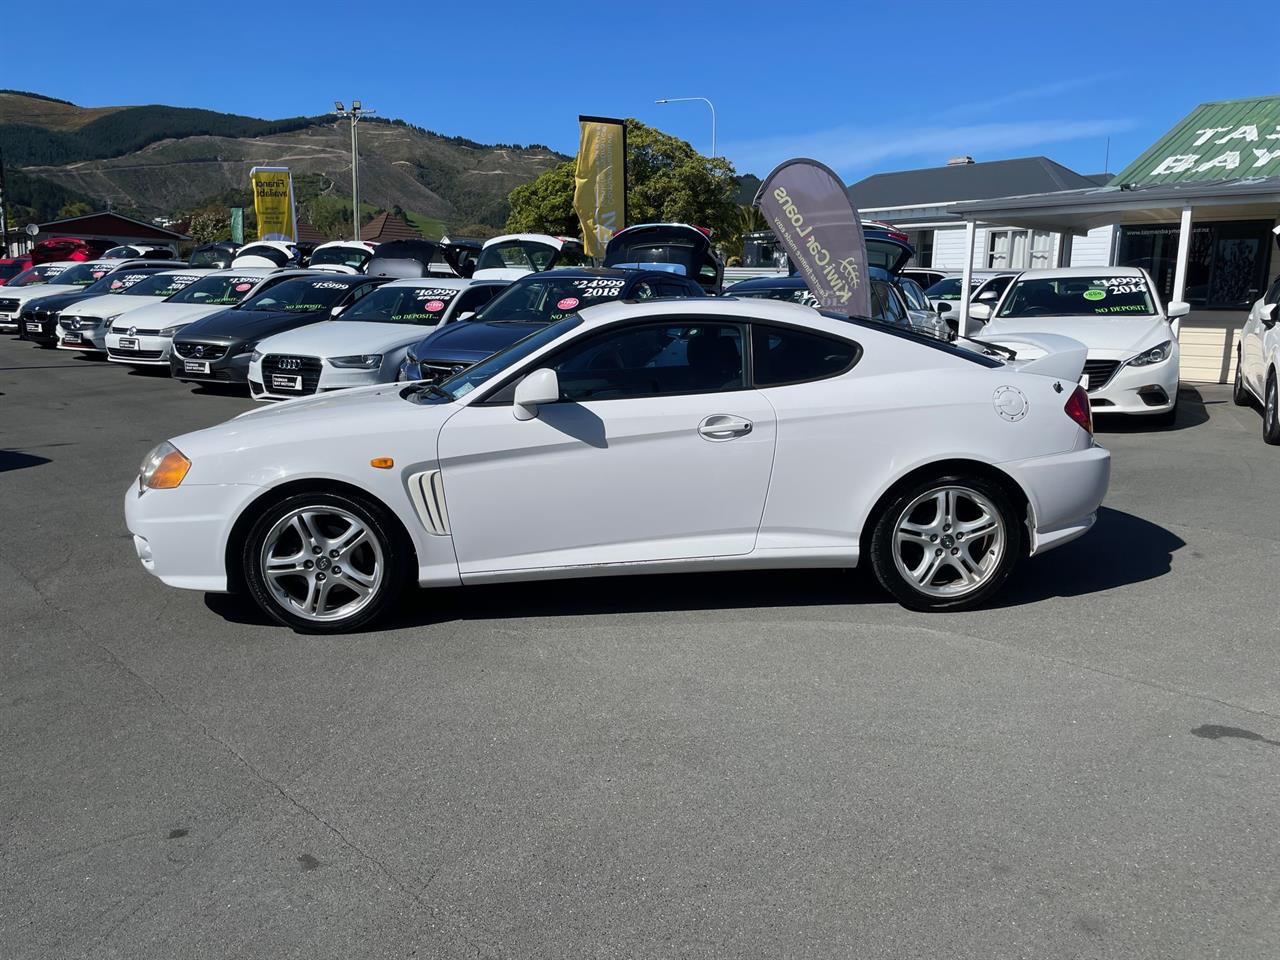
[381,277,500,290]
[526,266,677,282]
[201,267,274,277]
[1014,266,1148,280]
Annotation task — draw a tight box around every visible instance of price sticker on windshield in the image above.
[557,297,580,310]
[424,300,446,313]
[234,282,253,292]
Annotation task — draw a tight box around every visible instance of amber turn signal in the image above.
[146,449,191,489]
[370,457,394,469]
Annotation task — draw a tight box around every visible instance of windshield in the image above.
[924,276,981,300]
[996,276,1156,318]
[166,273,263,306]
[0,262,26,282]
[310,245,372,269]
[476,240,560,273]
[734,285,819,307]
[420,315,584,402]
[240,277,355,312]
[190,247,233,268]
[340,285,459,325]
[9,264,69,287]
[56,262,115,288]
[111,272,204,298]
[476,275,629,324]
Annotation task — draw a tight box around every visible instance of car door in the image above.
[1244,277,1280,393]
[437,319,777,575]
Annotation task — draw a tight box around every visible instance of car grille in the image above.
[112,325,161,335]
[1083,359,1121,391]
[108,347,164,360]
[174,342,228,360]
[21,309,54,336]
[0,298,19,313]
[262,354,323,395]
[65,316,103,331]
[419,360,474,382]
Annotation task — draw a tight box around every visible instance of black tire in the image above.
[1265,374,1280,446]
[869,473,1025,612]
[241,490,410,633]
[1233,354,1251,406]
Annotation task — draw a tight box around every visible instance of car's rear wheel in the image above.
[869,474,1023,611]
[1264,374,1280,446]
[242,491,408,633]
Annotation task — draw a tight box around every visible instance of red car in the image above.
[29,237,115,265]
[0,257,33,285]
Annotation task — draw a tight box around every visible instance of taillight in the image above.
[1064,384,1093,434]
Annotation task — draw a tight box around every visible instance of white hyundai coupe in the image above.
[126,297,1110,632]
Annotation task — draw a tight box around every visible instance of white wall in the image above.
[1068,225,1115,267]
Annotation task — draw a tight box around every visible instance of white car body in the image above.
[232,241,298,268]
[56,269,211,355]
[127,297,1109,629]
[248,278,506,401]
[973,267,1184,419]
[0,261,92,326]
[103,269,299,366]
[1235,269,1280,437]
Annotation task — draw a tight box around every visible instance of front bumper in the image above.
[169,345,251,384]
[107,330,174,366]
[1086,351,1179,415]
[125,479,260,592]
[57,322,108,353]
[19,311,58,344]
[1000,442,1111,556]
[248,356,393,401]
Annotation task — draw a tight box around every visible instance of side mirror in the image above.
[968,303,992,322]
[513,368,559,421]
[1166,301,1190,319]
[457,311,476,322]
[330,305,346,318]
[936,301,953,314]
[1262,303,1278,327]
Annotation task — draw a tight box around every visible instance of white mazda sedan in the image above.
[126,297,1110,633]
[248,278,507,401]
[969,267,1187,426]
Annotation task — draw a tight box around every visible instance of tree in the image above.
[187,210,230,244]
[57,201,92,219]
[718,204,769,263]
[504,119,740,244]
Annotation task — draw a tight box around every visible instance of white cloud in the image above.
[723,117,1135,178]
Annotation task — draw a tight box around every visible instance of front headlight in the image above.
[139,441,190,490]
[404,349,419,364]
[236,341,257,356]
[159,324,183,336]
[1127,340,1173,367]
[329,354,382,369]
[250,349,263,363]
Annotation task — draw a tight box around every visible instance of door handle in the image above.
[698,414,753,441]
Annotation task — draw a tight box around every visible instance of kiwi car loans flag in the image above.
[573,116,627,259]
[753,158,871,318]
[250,167,297,242]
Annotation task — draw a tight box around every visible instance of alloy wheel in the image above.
[259,506,384,623]
[892,485,1006,599]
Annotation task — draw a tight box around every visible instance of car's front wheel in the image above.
[1233,353,1251,406]
[242,491,409,633]
[869,474,1023,611]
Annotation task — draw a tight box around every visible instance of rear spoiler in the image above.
[974,332,1088,383]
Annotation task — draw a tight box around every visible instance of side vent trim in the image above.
[407,469,451,536]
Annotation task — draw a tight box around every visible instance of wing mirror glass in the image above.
[1166,300,1190,319]
[513,368,559,421]
[457,311,476,322]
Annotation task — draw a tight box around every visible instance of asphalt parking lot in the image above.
[3,334,1279,960]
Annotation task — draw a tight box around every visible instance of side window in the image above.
[873,282,907,324]
[752,325,859,387]
[631,281,656,300]
[344,283,377,305]
[456,285,499,314]
[656,281,691,298]
[549,321,745,402]
[1267,277,1280,305]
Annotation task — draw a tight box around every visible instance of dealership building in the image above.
[847,95,1280,384]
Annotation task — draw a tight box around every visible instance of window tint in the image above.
[898,278,931,311]
[871,281,907,324]
[550,322,745,402]
[752,325,858,386]
[455,285,500,314]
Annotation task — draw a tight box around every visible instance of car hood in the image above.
[413,319,543,362]
[178,308,329,343]
[980,314,1170,355]
[22,290,97,313]
[64,293,158,319]
[257,321,434,357]
[104,300,226,329]
[5,282,81,304]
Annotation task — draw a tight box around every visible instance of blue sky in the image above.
[5,0,1276,183]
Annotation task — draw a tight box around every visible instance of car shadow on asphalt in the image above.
[1094,385,1208,433]
[204,507,1182,630]
[0,448,52,473]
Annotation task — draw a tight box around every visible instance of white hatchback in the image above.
[127,297,1110,633]
[970,267,1187,425]
[1234,271,1280,443]
[248,278,507,401]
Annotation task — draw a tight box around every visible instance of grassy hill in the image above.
[1,92,568,232]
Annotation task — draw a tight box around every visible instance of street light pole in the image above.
[334,100,376,242]
[655,97,716,158]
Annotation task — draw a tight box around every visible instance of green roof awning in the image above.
[1111,95,1280,187]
